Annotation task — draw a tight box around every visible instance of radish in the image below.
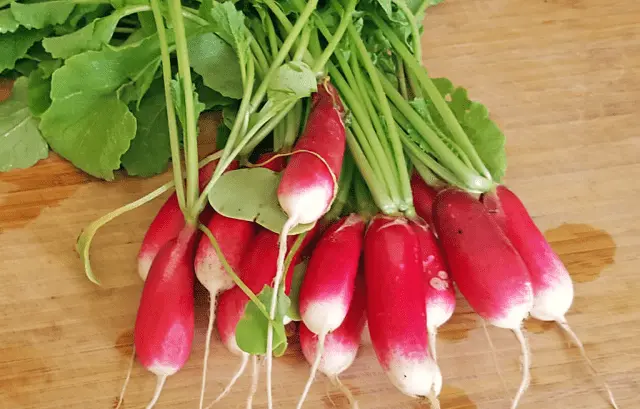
[299,274,367,409]
[269,81,347,409]
[209,226,315,409]
[411,172,440,227]
[409,218,456,362]
[133,224,197,408]
[433,188,533,409]
[363,215,442,403]
[296,214,366,408]
[482,185,619,408]
[137,160,239,281]
[196,152,285,409]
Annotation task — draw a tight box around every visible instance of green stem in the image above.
[282,101,303,151]
[293,25,311,62]
[397,59,409,100]
[312,0,357,72]
[378,68,492,191]
[328,64,399,203]
[325,152,356,222]
[150,0,185,213]
[264,12,280,60]
[374,16,493,181]
[392,0,423,64]
[199,225,271,321]
[406,64,422,99]
[348,24,413,212]
[403,140,470,191]
[168,0,198,221]
[114,27,136,34]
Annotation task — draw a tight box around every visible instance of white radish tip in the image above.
[301,300,349,335]
[279,184,333,225]
[386,354,441,398]
[490,298,533,330]
[530,275,574,321]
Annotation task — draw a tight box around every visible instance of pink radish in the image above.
[409,218,456,362]
[433,188,533,409]
[296,214,366,408]
[137,160,239,280]
[363,215,442,403]
[196,152,285,409]
[133,224,197,408]
[299,274,367,409]
[482,185,619,408]
[209,227,315,409]
[411,172,440,227]
[269,81,347,409]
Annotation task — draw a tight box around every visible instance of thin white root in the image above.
[557,319,619,409]
[331,376,359,409]
[482,320,509,399]
[266,215,298,409]
[246,355,261,409]
[145,374,168,409]
[425,388,441,409]
[511,327,531,409]
[200,297,217,409]
[428,328,438,362]
[204,353,249,409]
[296,332,326,409]
[113,346,135,409]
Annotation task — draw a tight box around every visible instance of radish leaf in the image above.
[187,32,243,99]
[208,167,316,235]
[0,27,48,72]
[0,9,19,34]
[236,285,290,356]
[0,77,49,172]
[286,261,308,322]
[267,61,317,103]
[10,2,75,30]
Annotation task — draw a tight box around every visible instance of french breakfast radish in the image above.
[133,224,197,409]
[409,218,456,362]
[296,214,365,408]
[270,81,347,409]
[433,188,533,409]
[411,172,440,227]
[482,185,619,408]
[299,274,367,409]
[196,152,285,409]
[364,215,442,403]
[137,160,238,281]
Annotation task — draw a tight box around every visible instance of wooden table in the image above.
[1,0,639,408]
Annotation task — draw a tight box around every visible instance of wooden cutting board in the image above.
[1,0,639,408]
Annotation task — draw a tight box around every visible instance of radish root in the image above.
[425,388,441,409]
[145,374,167,409]
[482,320,509,399]
[557,318,619,409]
[113,346,135,409]
[204,353,249,409]
[331,375,359,409]
[246,355,261,409]
[428,328,438,362]
[511,327,531,409]
[199,297,217,409]
[267,215,299,409]
[296,332,326,409]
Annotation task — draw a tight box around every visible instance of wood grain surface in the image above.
[1,0,639,408]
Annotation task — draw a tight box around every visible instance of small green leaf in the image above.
[10,2,75,30]
[0,9,19,34]
[267,61,317,103]
[215,122,231,151]
[170,77,206,132]
[286,261,308,321]
[235,285,290,356]
[121,82,171,177]
[188,32,243,99]
[207,1,248,55]
[0,77,49,172]
[194,75,236,110]
[27,68,53,117]
[209,167,316,235]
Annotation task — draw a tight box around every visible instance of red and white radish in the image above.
[410,218,456,362]
[269,81,347,409]
[137,160,238,281]
[133,224,198,408]
[299,274,367,409]
[411,172,440,227]
[482,185,618,408]
[363,215,442,403]
[296,214,365,408]
[196,152,285,409]
[433,188,533,409]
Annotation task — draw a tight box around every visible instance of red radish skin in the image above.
[411,172,440,227]
[270,81,347,409]
[410,219,456,362]
[433,188,533,409]
[483,186,619,408]
[137,160,239,280]
[195,214,257,409]
[299,275,367,409]
[133,224,197,409]
[296,214,365,409]
[364,215,442,400]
